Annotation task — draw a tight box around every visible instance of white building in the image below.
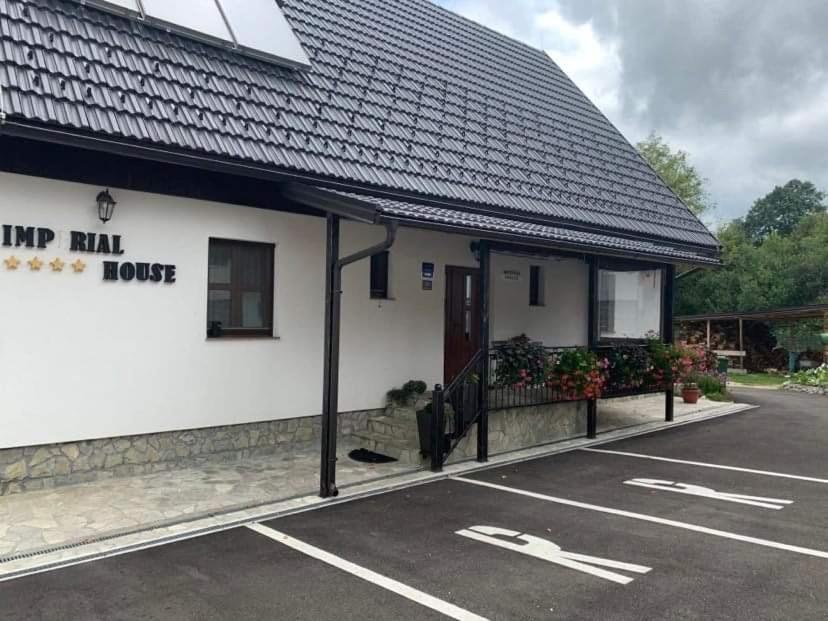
[0,0,720,496]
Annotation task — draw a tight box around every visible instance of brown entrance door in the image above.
[444,266,481,385]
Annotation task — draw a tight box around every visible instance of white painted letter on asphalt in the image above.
[455,526,651,585]
[624,478,794,510]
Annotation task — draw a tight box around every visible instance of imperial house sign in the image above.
[2,223,177,283]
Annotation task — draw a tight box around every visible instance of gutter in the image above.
[0,119,720,258]
[676,267,703,280]
[319,217,397,498]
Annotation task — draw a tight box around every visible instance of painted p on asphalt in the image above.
[3,389,827,620]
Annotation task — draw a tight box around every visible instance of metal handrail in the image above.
[430,341,672,472]
[444,349,485,397]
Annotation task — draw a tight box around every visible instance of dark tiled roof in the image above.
[0,0,718,253]
[335,191,721,265]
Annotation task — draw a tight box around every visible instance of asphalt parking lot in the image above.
[3,388,827,620]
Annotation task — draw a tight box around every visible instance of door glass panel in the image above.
[464,274,472,306]
[464,310,471,340]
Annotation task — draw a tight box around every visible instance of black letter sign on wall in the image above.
[4,223,176,285]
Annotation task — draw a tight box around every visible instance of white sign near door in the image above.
[455,525,651,585]
[624,478,794,510]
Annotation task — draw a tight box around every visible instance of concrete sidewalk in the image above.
[0,395,745,576]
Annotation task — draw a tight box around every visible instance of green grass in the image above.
[728,372,786,387]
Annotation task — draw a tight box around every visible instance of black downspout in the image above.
[477,240,490,463]
[320,216,398,498]
[586,257,598,439]
[662,264,676,422]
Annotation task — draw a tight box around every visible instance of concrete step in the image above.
[368,415,418,439]
[347,430,424,466]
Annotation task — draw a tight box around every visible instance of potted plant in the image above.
[415,402,451,457]
[416,402,434,455]
[681,372,702,404]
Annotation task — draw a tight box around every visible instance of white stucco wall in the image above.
[0,172,592,448]
[490,253,588,347]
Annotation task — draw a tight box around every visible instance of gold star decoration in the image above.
[49,257,65,272]
[71,259,86,273]
[3,255,20,270]
[28,256,44,271]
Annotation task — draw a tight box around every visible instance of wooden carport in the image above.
[675,304,828,371]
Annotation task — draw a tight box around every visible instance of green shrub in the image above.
[786,363,828,387]
[492,335,551,387]
[402,380,427,395]
[387,379,428,406]
[697,374,725,396]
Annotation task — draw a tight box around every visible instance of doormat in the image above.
[348,448,398,464]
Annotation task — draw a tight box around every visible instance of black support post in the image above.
[431,384,445,472]
[319,216,398,498]
[320,214,341,498]
[587,257,599,348]
[477,241,491,463]
[586,256,599,438]
[586,400,597,439]
[663,264,676,422]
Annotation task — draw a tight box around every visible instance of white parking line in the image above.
[622,479,794,510]
[452,477,828,560]
[456,526,651,585]
[581,448,828,484]
[246,523,489,621]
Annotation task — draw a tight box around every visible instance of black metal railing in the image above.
[430,341,673,471]
[488,343,668,409]
[430,349,486,471]
[488,345,582,410]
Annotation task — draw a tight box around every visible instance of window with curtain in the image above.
[598,268,662,340]
[207,238,275,337]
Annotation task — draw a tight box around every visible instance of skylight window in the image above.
[78,0,310,70]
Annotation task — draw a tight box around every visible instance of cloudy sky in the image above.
[436,0,828,225]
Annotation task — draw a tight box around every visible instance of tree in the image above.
[743,179,825,242]
[637,132,710,216]
[676,211,828,315]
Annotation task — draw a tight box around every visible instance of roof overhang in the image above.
[0,120,720,260]
[676,304,828,323]
[283,183,722,267]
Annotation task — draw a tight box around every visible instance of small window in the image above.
[598,271,615,334]
[207,238,274,337]
[370,251,390,299]
[529,265,544,306]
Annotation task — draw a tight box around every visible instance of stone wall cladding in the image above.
[0,410,374,495]
[447,401,586,464]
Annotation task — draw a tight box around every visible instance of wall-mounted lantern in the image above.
[96,189,117,224]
